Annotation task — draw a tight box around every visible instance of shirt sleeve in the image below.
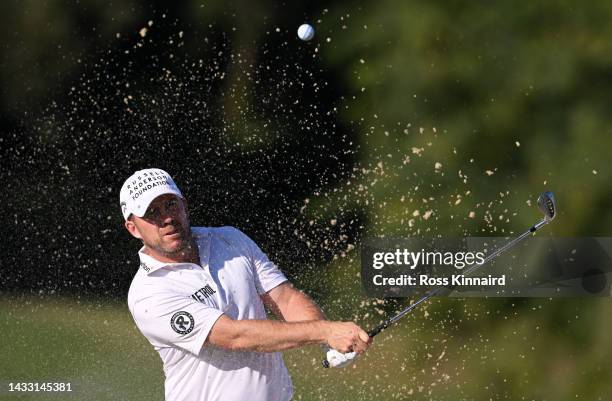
[229,227,288,295]
[130,290,224,356]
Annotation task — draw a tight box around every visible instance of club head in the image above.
[537,191,556,221]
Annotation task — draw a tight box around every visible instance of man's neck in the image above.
[144,238,200,265]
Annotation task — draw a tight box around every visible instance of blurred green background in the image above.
[1,1,611,400]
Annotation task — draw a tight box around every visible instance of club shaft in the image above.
[367,219,549,337]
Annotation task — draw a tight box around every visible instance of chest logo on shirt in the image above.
[191,284,217,302]
[170,311,194,335]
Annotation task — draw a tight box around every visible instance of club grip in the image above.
[367,326,383,337]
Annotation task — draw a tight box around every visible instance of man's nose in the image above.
[158,208,175,225]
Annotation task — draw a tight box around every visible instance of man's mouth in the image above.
[163,228,182,237]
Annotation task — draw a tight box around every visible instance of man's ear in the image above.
[125,218,143,240]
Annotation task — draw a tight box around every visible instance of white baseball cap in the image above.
[119,168,184,220]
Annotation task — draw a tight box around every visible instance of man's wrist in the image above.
[313,320,331,345]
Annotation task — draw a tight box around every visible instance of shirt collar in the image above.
[137,247,169,274]
[137,227,212,275]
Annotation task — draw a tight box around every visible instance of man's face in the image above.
[125,194,192,259]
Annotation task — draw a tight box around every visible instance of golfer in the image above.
[120,168,371,401]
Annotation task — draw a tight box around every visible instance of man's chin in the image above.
[162,237,189,254]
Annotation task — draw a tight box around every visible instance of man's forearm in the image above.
[207,316,329,352]
[263,283,326,322]
[283,290,326,321]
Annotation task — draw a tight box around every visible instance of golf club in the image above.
[323,191,556,368]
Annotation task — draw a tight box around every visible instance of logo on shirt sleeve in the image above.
[170,311,195,335]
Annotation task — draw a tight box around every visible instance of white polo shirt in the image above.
[127,226,293,401]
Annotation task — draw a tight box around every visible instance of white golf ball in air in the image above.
[297,24,315,41]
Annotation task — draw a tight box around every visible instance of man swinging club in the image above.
[121,168,371,401]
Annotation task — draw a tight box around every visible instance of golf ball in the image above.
[297,24,315,41]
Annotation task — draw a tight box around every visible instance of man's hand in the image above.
[324,348,358,368]
[324,321,372,354]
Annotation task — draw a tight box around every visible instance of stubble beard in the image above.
[149,226,194,260]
